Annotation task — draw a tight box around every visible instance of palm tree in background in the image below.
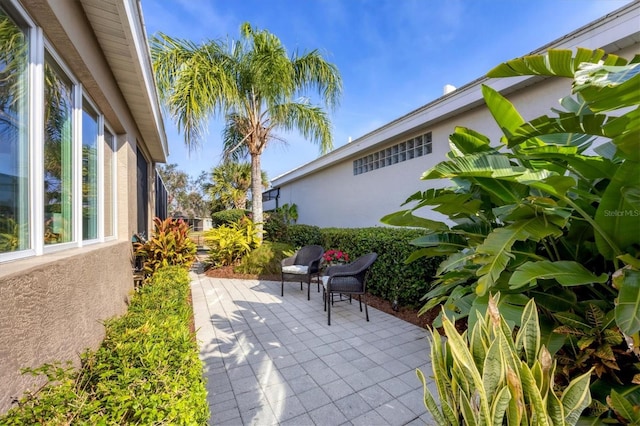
[209,162,269,211]
[150,22,342,242]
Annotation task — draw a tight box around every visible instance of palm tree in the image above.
[209,162,268,210]
[150,22,342,241]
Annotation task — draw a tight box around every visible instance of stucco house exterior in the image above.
[266,2,640,228]
[0,0,167,413]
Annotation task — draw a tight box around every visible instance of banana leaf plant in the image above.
[383,50,640,411]
[382,47,639,335]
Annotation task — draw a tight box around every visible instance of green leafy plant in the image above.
[235,241,294,275]
[134,216,197,277]
[1,266,209,425]
[204,216,259,267]
[211,208,249,227]
[277,203,298,225]
[419,295,593,425]
[263,209,289,242]
[553,303,636,387]
[382,46,639,359]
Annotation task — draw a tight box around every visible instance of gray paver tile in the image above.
[191,275,436,426]
[269,394,307,422]
[298,386,331,412]
[375,399,417,426]
[211,406,241,423]
[322,377,355,401]
[358,384,394,408]
[280,413,314,426]
[397,389,428,417]
[308,402,349,426]
[287,374,318,394]
[379,376,414,398]
[350,410,391,426]
[334,393,372,420]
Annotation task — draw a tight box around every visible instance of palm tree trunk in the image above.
[251,152,264,244]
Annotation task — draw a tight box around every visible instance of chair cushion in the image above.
[282,265,308,274]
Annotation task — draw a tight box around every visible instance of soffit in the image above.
[79,0,168,162]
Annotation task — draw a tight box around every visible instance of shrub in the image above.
[419,295,593,425]
[286,224,323,247]
[263,210,289,243]
[134,217,197,277]
[320,227,441,307]
[205,217,259,267]
[235,241,294,275]
[1,266,209,425]
[211,208,249,227]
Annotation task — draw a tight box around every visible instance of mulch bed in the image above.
[204,265,440,329]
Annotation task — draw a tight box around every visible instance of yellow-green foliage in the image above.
[204,217,259,267]
[134,217,197,276]
[0,266,209,425]
[419,295,593,426]
[235,241,294,275]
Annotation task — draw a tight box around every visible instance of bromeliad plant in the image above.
[418,295,593,426]
[134,217,197,276]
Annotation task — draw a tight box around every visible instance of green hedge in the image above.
[1,266,209,425]
[211,208,249,227]
[286,224,323,247]
[320,227,441,307]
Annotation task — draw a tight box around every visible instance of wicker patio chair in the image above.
[322,252,378,325]
[281,245,324,300]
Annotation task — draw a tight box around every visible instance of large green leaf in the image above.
[486,48,606,78]
[608,389,640,424]
[594,160,640,259]
[614,269,640,336]
[449,126,496,154]
[380,210,449,231]
[482,85,528,140]
[561,369,593,426]
[475,217,563,295]
[509,261,609,289]
[574,62,640,111]
[508,112,611,147]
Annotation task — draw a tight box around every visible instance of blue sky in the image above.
[142,0,632,183]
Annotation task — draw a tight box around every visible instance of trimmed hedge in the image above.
[286,224,323,247]
[211,208,249,227]
[320,227,441,307]
[1,266,209,425]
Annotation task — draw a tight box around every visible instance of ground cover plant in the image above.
[383,48,640,422]
[0,266,209,425]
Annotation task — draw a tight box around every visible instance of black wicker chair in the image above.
[280,245,324,300]
[322,252,378,325]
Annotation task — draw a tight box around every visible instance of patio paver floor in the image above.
[191,272,436,426]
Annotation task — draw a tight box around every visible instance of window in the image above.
[103,128,115,238]
[0,8,29,254]
[43,55,74,246]
[0,1,121,263]
[82,101,98,241]
[353,132,432,175]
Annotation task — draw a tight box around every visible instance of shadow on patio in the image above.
[191,273,436,426]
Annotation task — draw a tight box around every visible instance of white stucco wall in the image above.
[272,17,640,228]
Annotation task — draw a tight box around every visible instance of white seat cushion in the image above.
[322,276,329,288]
[282,265,308,274]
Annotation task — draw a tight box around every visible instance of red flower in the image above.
[323,249,350,264]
